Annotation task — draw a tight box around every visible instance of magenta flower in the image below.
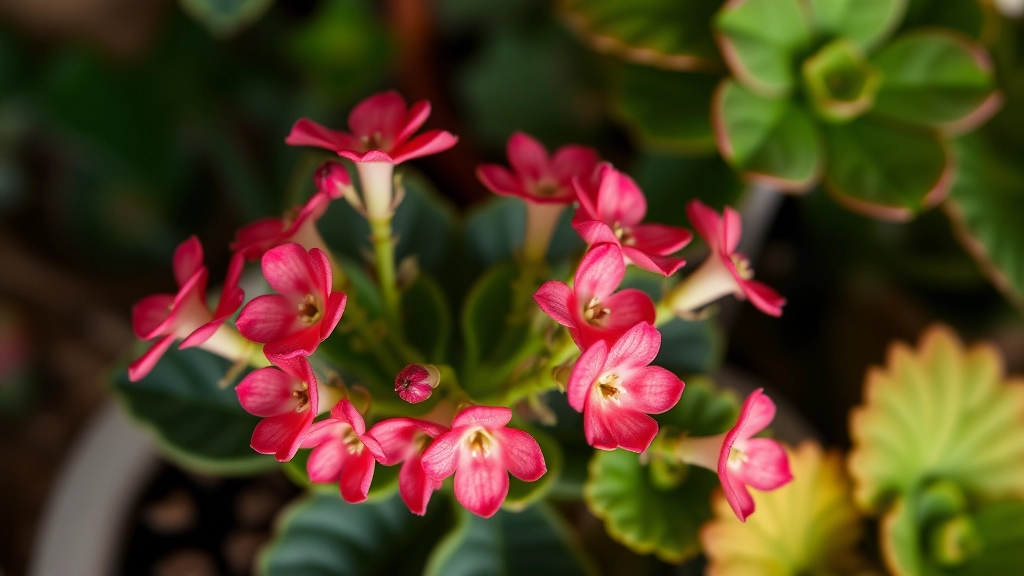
[366,417,449,515]
[675,389,793,521]
[231,163,349,262]
[669,200,785,317]
[236,243,346,360]
[235,356,320,462]
[572,164,692,276]
[534,243,656,350]
[394,363,441,404]
[566,322,684,453]
[420,405,546,518]
[301,399,384,503]
[476,132,600,204]
[129,237,246,381]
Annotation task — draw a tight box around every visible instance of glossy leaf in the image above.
[560,0,723,70]
[702,442,866,575]
[808,0,907,50]
[715,0,812,97]
[848,325,1024,514]
[872,31,999,132]
[714,80,821,191]
[112,347,274,475]
[584,379,737,563]
[259,493,452,575]
[823,115,949,220]
[402,275,453,364]
[179,0,275,38]
[426,501,596,576]
[944,136,1024,309]
[612,64,718,154]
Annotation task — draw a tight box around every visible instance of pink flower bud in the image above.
[394,363,440,404]
[314,161,353,200]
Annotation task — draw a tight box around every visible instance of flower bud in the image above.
[395,363,441,404]
[315,161,356,201]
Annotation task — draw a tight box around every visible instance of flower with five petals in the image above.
[235,355,322,462]
[366,417,449,515]
[301,399,384,503]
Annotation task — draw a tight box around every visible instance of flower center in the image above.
[468,429,493,458]
[298,294,321,324]
[533,178,561,198]
[612,222,635,246]
[342,427,364,455]
[727,447,747,470]
[584,296,610,326]
[361,131,388,151]
[291,381,310,412]
[731,254,754,281]
[596,372,621,401]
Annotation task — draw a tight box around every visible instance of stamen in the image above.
[291,381,310,412]
[731,254,755,281]
[468,430,493,457]
[342,427,364,455]
[612,222,635,246]
[584,297,611,325]
[298,294,321,324]
[596,372,621,400]
[533,179,560,197]
[727,447,747,469]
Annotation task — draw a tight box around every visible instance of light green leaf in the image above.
[849,325,1024,514]
[872,31,998,132]
[715,80,822,191]
[715,0,812,97]
[179,0,275,38]
[808,0,907,50]
[112,347,274,475]
[612,64,718,154]
[559,0,723,70]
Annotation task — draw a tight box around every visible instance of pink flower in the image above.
[476,132,600,204]
[572,164,692,276]
[394,363,441,404]
[301,399,384,503]
[230,163,349,262]
[285,91,457,165]
[675,389,793,521]
[534,243,656,350]
[669,200,785,316]
[236,243,346,360]
[366,417,449,515]
[235,356,320,462]
[420,405,546,518]
[566,322,684,452]
[129,237,245,381]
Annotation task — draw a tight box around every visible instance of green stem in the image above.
[369,217,402,329]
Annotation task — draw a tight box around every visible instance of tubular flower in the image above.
[420,405,546,518]
[231,162,350,262]
[668,200,785,317]
[675,389,793,522]
[566,322,684,453]
[572,164,692,276]
[534,243,656,350]
[301,399,384,503]
[235,356,322,462]
[236,243,346,360]
[476,132,600,261]
[366,417,449,515]
[129,236,246,381]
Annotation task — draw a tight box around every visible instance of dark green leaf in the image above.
[902,0,991,41]
[461,196,583,271]
[612,64,719,154]
[402,275,453,364]
[632,152,745,228]
[179,0,275,38]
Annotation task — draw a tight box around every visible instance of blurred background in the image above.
[1,0,1022,575]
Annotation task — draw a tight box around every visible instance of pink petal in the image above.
[172,236,204,287]
[620,247,686,277]
[236,294,299,343]
[285,118,360,152]
[741,279,786,317]
[533,281,574,327]
[494,427,546,482]
[315,162,352,199]
[348,91,406,144]
[396,100,432,144]
[264,327,323,360]
[366,418,421,465]
[477,164,524,197]
[231,218,287,261]
[132,294,175,339]
[390,130,458,164]
[550,145,600,185]
[251,410,310,461]
[572,219,620,247]
[319,291,347,341]
[339,450,375,503]
[300,420,342,449]
[331,398,367,435]
[630,223,693,255]
[306,437,346,483]
[567,340,607,412]
[596,289,657,334]
[420,429,462,481]
[452,405,512,429]
[621,366,683,414]
[338,149,396,164]
[399,451,441,515]
[722,207,743,255]
[575,243,626,301]
[686,199,722,251]
[738,438,792,491]
[236,367,300,417]
[596,168,646,226]
[572,170,602,220]
[734,388,777,441]
[584,403,658,453]
[127,335,176,382]
[507,132,550,182]
[721,467,756,521]
[605,322,661,371]
[454,451,509,518]
[261,243,318,298]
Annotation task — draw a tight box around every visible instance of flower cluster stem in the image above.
[369,217,402,329]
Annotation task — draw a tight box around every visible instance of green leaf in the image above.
[715,80,822,191]
[715,0,812,97]
[425,502,596,576]
[848,325,1024,514]
[402,275,453,364]
[461,197,583,270]
[504,426,563,510]
[808,0,907,50]
[112,347,274,475]
[902,0,992,41]
[584,379,737,563]
[559,0,723,69]
[179,0,275,38]
[823,115,949,220]
[801,38,883,123]
[872,31,998,131]
[612,64,719,154]
[945,136,1024,308]
[259,493,453,575]
[632,152,746,228]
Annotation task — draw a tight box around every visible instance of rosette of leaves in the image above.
[713,0,1000,220]
[700,442,866,575]
[848,325,1024,514]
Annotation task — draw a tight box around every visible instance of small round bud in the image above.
[315,162,353,200]
[395,364,441,404]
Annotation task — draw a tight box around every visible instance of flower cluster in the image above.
[129,90,793,522]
